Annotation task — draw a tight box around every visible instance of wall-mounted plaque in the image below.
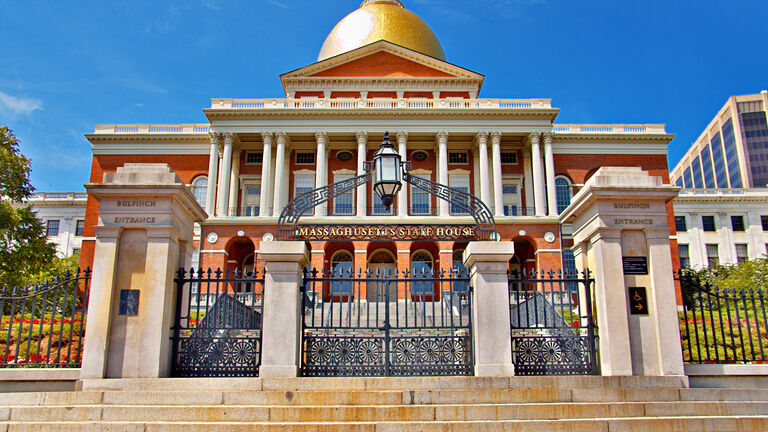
[629,287,649,315]
[119,290,140,316]
[622,256,648,275]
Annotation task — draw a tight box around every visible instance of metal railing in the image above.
[0,269,90,367]
[678,270,767,364]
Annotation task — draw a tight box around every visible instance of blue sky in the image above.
[1,0,766,192]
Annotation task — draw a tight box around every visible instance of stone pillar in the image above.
[464,241,516,376]
[259,241,309,377]
[530,133,545,216]
[397,131,409,217]
[81,164,206,379]
[491,132,504,218]
[395,241,412,299]
[522,149,533,213]
[315,132,328,216]
[272,132,287,217]
[543,132,557,216]
[228,146,240,216]
[437,131,449,216]
[205,133,220,216]
[717,212,735,264]
[476,132,491,208]
[560,166,684,377]
[356,131,368,217]
[259,133,273,217]
[216,133,233,217]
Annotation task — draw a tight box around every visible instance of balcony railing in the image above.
[28,192,88,200]
[552,124,667,134]
[211,98,553,111]
[222,205,546,218]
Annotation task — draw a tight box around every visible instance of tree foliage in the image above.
[0,126,59,289]
[684,257,768,291]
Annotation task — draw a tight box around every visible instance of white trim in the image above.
[81,237,97,241]
[448,169,471,175]
[332,168,356,175]
[294,169,316,175]
[200,250,229,255]
[439,250,454,253]
[397,250,410,253]
[311,250,325,254]
[354,250,367,253]
[534,249,561,255]
[409,169,433,176]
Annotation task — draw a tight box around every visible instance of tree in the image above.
[0,126,59,289]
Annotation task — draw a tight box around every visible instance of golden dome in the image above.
[318,0,446,61]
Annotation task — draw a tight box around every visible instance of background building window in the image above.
[678,245,690,268]
[411,175,431,215]
[191,176,208,208]
[46,220,60,236]
[72,248,80,258]
[735,244,749,263]
[449,175,469,215]
[731,215,745,232]
[675,216,687,232]
[554,176,572,213]
[448,152,468,164]
[500,152,518,164]
[330,251,353,295]
[333,175,354,215]
[75,220,85,236]
[295,152,315,165]
[245,152,263,164]
[706,244,719,267]
[762,215,768,231]
[702,216,716,232]
[411,250,433,294]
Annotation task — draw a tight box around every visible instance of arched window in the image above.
[555,176,572,213]
[411,250,433,294]
[191,176,208,208]
[330,250,354,294]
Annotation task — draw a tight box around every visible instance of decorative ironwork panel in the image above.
[301,267,473,377]
[171,268,265,377]
[508,270,599,376]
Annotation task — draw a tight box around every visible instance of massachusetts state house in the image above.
[79,0,678,278]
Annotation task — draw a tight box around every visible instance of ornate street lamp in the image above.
[372,132,402,211]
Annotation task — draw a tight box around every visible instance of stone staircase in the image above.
[1,376,767,431]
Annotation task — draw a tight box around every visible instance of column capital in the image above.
[222,132,234,145]
[436,131,449,144]
[261,131,274,143]
[355,131,368,143]
[489,131,502,143]
[396,131,409,142]
[475,131,489,143]
[542,131,553,144]
[315,131,328,144]
[528,132,541,145]
[209,132,222,145]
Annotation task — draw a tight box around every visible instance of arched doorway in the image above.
[330,249,354,298]
[411,249,434,297]
[368,249,396,301]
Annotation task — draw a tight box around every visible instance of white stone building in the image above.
[25,192,88,258]
[673,188,768,268]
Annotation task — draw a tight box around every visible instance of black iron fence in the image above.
[508,270,599,375]
[678,271,768,364]
[0,269,90,367]
[301,267,473,377]
[171,268,265,377]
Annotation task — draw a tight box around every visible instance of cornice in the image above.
[203,108,559,122]
[86,134,210,144]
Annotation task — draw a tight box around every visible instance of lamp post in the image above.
[372,132,403,211]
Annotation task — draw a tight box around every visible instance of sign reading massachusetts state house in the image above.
[287,224,479,241]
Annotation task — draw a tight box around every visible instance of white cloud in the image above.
[267,0,289,9]
[0,91,43,115]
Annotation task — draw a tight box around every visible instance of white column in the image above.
[437,131,449,216]
[687,212,706,268]
[477,132,491,208]
[491,132,504,218]
[216,133,233,217]
[530,132,546,216]
[522,149,533,214]
[259,133,273,217]
[356,131,368,217]
[718,212,735,264]
[272,132,287,217]
[315,132,328,216]
[396,131,409,217]
[228,147,240,216]
[747,212,766,259]
[543,132,557,216]
[205,133,220,216]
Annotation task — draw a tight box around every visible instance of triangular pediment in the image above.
[282,40,483,82]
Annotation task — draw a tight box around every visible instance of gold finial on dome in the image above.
[318,0,446,61]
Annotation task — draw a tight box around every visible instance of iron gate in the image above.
[508,270,599,375]
[171,268,264,377]
[300,267,473,377]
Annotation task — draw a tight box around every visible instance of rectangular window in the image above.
[46,220,60,236]
[72,248,80,258]
[333,175,354,215]
[700,144,716,188]
[411,175,431,215]
[675,216,687,232]
[500,152,518,164]
[502,184,519,216]
[678,245,690,268]
[75,220,85,236]
[675,177,684,188]
[710,132,728,188]
[245,152,263,165]
[295,152,315,165]
[449,175,470,215]
[735,244,749,263]
[448,152,468,164]
[691,156,704,188]
[762,215,768,231]
[706,244,719,267]
[702,216,716,232]
[684,167,694,190]
[242,185,261,216]
[294,175,315,215]
[731,215,745,232]
[722,118,743,188]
